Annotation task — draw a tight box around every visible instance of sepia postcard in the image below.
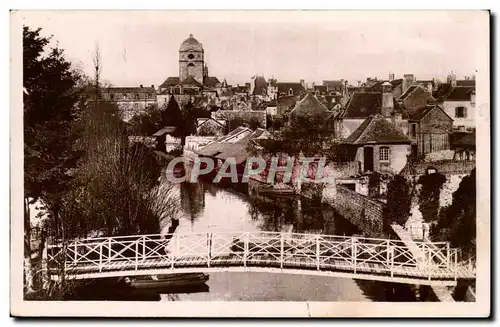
[10,10,490,317]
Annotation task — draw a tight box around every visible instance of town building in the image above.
[288,93,330,118]
[434,73,476,132]
[196,117,227,137]
[343,114,412,174]
[407,105,453,157]
[277,81,306,98]
[101,85,157,121]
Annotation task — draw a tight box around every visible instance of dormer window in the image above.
[288,88,293,96]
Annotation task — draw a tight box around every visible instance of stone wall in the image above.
[331,185,385,237]
[322,161,361,202]
[401,160,475,177]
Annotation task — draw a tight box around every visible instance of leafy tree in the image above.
[160,96,187,141]
[127,103,163,136]
[23,25,83,258]
[249,114,345,161]
[432,169,476,256]
[417,173,447,223]
[384,175,411,228]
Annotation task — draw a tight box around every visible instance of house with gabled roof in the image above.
[288,93,330,118]
[407,105,453,157]
[196,117,227,137]
[335,81,408,140]
[277,82,306,98]
[433,73,476,132]
[343,114,411,174]
[397,84,436,113]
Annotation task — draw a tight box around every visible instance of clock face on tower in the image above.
[188,53,194,59]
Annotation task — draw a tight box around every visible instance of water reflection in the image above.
[69,179,420,302]
[169,180,420,302]
[63,278,210,301]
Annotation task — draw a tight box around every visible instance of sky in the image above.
[13,10,488,88]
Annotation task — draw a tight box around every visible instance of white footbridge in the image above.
[45,231,476,286]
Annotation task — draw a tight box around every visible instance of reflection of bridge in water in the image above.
[46,231,475,287]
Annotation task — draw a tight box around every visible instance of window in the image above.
[122,93,127,99]
[288,88,293,96]
[135,93,140,100]
[379,147,390,163]
[455,106,467,118]
[133,103,139,110]
[110,93,114,100]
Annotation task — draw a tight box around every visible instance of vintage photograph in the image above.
[10,10,490,317]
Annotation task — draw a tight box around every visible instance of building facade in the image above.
[101,86,157,121]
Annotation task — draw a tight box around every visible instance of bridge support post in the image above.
[171,234,177,269]
[446,243,450,270]
[244,233,248,268]
[352,237,357,274]
[142,237,146,261]
[135,241,138,270]
[99,243,103,273]
[386,240,390,267]
[390,246,394,277]
[207,233,212,268]
[427,245,432,281]
[316,235,320,271]
[454,249,458,281]
[280,233,284,269]
[73,243,77,264]
[108,238,112,264]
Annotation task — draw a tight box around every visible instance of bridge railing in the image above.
[46,231,474,281]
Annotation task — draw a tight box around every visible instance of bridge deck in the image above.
[45,231,475,286]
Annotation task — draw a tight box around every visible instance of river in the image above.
[67,178,425,301]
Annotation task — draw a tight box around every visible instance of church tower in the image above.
[179,34,204,85]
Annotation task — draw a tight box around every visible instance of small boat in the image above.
[124,273,209,289]
[257,184,295,196]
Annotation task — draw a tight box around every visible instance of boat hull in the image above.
[126,273,209,289]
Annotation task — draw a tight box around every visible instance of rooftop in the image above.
[179,34,203,52]
[344,114,411,145]
[289,93,329,117]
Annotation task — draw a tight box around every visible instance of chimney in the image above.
[426,82,433,95]
[389,73,395,81]
[140,84,143,88]
[381,82,394,118]
[447,72,457,87]
[300,79,305,89]
[402,74,415,93]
